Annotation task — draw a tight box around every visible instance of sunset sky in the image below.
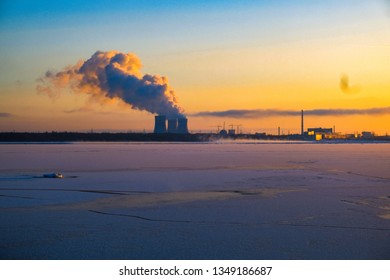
[1,0,390,134]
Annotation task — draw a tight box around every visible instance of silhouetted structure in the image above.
[306,127,333,140]
[0,132,198,142]
[154,115,189,134]
[177,118,189,134]
[361,131,374,139]
[154,115,166,133]
[167,119,178,133]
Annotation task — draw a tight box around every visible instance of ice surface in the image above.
[0,142,389,259]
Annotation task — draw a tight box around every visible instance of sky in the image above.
[1,0,390,134]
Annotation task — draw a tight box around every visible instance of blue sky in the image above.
[2,0,385,72]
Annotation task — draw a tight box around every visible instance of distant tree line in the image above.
[0,132,201,142]
[0,132,388,143]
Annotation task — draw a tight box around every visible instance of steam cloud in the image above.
[37,51,185,118]
[193,107,390,118]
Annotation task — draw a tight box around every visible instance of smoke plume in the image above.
[0,112,12,118]
[192,107,390,118]
[37,51,185,118]
[339,74,360,94]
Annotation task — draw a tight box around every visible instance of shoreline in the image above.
[1,132,389,143]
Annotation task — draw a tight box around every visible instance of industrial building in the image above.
[306,127,333,140]
[301,110,333,140]
[154,115,189,134]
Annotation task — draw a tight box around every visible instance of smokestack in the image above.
[301,109,304,136]
[177,118,189,134]
[154,115,166,133]
[167,119,178,133]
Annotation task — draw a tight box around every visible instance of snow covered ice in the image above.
[0,142,389,259]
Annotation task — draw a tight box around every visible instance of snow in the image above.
[0,142,389,259]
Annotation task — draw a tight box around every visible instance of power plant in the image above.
[154,115,167,133]
[177,118,189,134]
[3,107,388,141]
[154,115,189,134]
[148,109,384,141]
[167,119,178,133]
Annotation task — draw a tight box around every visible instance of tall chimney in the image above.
[177,118,189,134]
[154,115,167,133]
[301,109,304,136]
[167,119,178,133]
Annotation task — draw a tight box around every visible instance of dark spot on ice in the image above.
[43,173,64,179]
[0,188,149,196]
[214,190,259,196]
[288,160,317,164]
[0,194,36,200]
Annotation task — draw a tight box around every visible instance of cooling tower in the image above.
[154,115,167,133]
[177,118,189,134]
[167,119,178,133]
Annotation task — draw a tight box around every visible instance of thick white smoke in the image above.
[37,51,185,118]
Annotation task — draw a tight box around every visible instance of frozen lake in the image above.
[0,142,389,259]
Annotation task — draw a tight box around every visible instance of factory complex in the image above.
[0,110,388,142]
[150,111,382,142]
[153,115,189,134]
